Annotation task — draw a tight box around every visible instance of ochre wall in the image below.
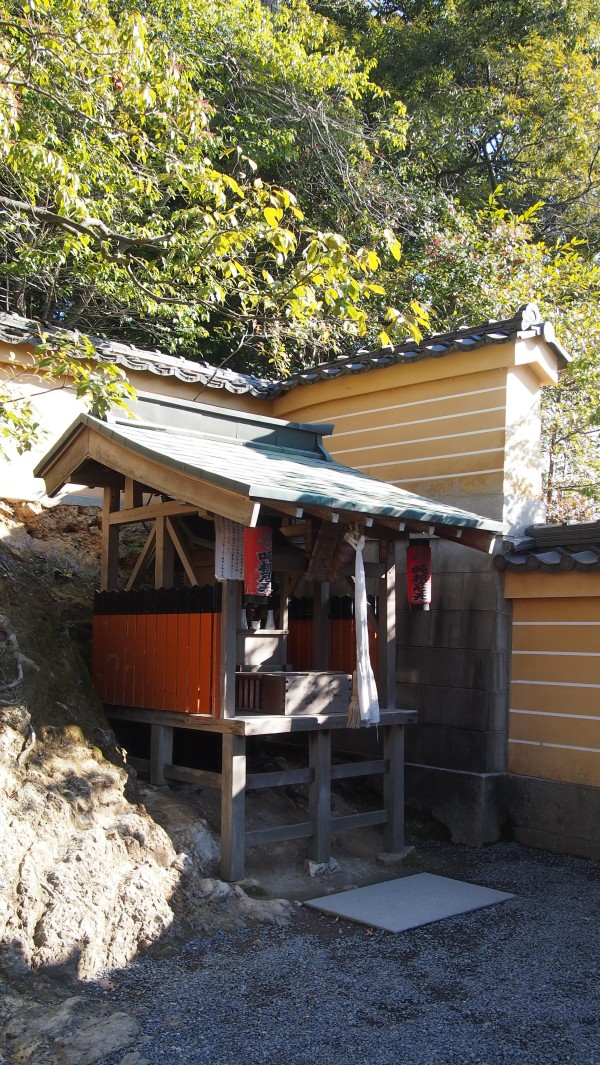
[272,338,557,527]
[505,572,600,787]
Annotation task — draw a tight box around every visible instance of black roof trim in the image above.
[270,304,569,396]
[0,303,568,400]
[494,519,600,572]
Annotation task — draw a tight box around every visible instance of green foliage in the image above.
[1,0,599,517]
[395,195,600,518]
[313,0,600,519]
[333,0,600,236]
[0,0,425,394]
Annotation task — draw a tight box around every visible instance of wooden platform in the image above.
[106,705,417,880]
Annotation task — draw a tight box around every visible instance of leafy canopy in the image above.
[0,0,423,451]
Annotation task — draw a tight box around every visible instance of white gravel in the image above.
[90,841,600,1065]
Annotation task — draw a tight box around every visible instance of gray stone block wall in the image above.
[398,539,511,779]
[506,775,600,860]
[405,765,507,848]
[337,538,513,846]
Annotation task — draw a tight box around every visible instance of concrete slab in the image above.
[305,873,513,932]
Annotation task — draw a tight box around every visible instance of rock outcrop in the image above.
[0,502,291,991]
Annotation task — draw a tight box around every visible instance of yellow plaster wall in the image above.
[506,580,600,787]
[272,336,557,526]
[274,360,510,512]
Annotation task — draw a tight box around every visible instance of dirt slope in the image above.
[0,501,289,988]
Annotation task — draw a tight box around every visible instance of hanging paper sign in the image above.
[407,541,432,610]
[244,526,272,596]
[214,516,244,581]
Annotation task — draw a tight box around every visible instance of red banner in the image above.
[407,542,432,610]
[244,526,273,596]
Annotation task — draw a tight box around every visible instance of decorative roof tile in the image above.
[0,302,568,400]
[494,521,600,572]
[0,312,276,399]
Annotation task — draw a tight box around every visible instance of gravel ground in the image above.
[89,841,600,1065]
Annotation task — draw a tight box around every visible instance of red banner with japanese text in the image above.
[244,526,273,596]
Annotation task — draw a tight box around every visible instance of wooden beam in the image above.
[39,426,92,497]
[449,528,498,553]
[104,704,416,735]
[245,822,312,846]
[255,500,304,520]
[332,810,388,831]
[383,724,405,852]
[278,521,310,539]
[124,525,156,592]
[71,461,125,490]
[330,759,387,781]
[105,706,246,734]
[372,516,498,553]
[220,580,239,719]
[100,486,120,591]
[123,477,144,510]
[279,571,290,666]
[308,729,331,863]
[305,521,344,583]
[154,516,174,588]
[302,506,377,526]
[221,733,246,881]
[246,767,313,790]
[378,537,397,710]
[165,517,199,586]
[163,765,222,789]
[109,501,204,525]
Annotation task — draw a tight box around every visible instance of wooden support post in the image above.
[279,571,290,666]
[150,724,174,787]
[383,724,405,853]
[154,516,174,588]
[220,579,240,718]
[123,477,144,510]
[312,580,330,670]
[308,729,331,863]
[378,538,397,709]
[221,733,246,881]
[100,486,120,591]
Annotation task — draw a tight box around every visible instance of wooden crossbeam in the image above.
[246,822,313,846]
[163,765,222,789]
[124,525,156,591]
[109,501,203,525]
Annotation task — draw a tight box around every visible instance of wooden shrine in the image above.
[34,392,502,879]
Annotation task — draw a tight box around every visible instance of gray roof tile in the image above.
[494,521,600,572]
[0,303,568,400]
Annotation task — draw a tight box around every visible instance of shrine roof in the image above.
[35,393,504,550]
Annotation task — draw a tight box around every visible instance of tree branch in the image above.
[0,195,173,253]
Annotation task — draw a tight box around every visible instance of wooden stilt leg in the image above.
[221,733,246,881]
[100,486,120,591]
[220,579,239,719]
[309,729,331,863]
[383,724,405,852]
[150,724,173,786]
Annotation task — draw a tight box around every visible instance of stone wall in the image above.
[398,539,511,845]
